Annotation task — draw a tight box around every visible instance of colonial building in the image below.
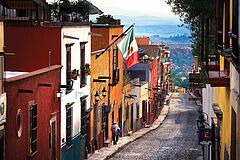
[189,0,240,159]
[2,1,95,159]
[0,17,6,160]
[5,65,61,160]
[91,24,124,150]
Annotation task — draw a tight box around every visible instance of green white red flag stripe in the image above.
[117,27,140,69]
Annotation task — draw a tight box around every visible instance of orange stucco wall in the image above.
[136,37,150,45]
[91,25,124,143]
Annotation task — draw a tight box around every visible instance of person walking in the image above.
[115,125,120,143]
[166,94,170,105]
[112,122,117,145]
[112,122,120,145]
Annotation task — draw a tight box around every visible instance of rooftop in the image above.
[139,45,162,57]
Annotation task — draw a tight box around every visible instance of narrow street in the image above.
[110,93,202,160]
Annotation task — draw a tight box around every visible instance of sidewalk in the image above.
[88,104,170,160]
[188,91,202,107]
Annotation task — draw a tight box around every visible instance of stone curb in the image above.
[188,92,202,107]
[104,105,170,160]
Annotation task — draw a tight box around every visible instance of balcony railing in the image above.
[189,73,205,88]
[1,0,46,21]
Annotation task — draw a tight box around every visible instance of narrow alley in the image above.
[110,93,202,160]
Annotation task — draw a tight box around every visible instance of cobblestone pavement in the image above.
[110,93,202,160]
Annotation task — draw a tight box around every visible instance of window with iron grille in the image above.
[112,45,119,84]
[224,0,230,48]
[17,9,28,17]
[81,99,87,136]
[232,0,239,67]
[66,44,73,91]
[80,42,87,87]
[66,105,73,147]
[218,0,224,50]
[29,102,37,155]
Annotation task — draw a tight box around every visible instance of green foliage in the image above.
[96,14,117,25]
[166,0,216,54]
[50,0,90,22]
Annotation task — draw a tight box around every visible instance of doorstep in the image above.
[104,139,111,147]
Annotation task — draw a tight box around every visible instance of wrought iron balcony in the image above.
[208,70,230,87]
[189,73,204,88]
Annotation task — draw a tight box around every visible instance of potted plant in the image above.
[84,63,91,75]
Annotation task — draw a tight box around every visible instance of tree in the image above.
[96,14,117,25]
[49,0,91,22]
[166,0,216,58]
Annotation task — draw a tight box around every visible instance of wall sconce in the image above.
[94,91,100,102]
[102,87,107,98]
[93,86,107,103]
[56,89,62,98]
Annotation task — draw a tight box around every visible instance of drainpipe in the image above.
[0,55,3,93]
[0,18,4,94]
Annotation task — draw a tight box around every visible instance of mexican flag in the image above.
[117,27,140,69]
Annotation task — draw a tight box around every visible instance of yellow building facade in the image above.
[90,24,124,150]
[214,0,240,159]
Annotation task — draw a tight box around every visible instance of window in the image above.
[224,0,230,48]
[17,9,27,17]
[66,44,73,91]
[66,105,73,147]
[218,0,224,50]
[29,101,37,155]
[81,99,87,137]
[112,45,119,84]
[16,109,23,138]
[112,110,114,124]
[232,0,239,67]
[80,42,87,87]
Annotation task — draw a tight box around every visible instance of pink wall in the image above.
[5,26,61,72]
[5,65,61,160]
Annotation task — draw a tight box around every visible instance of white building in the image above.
[60,24,91,160]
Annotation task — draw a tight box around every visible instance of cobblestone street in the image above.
[110,93,202,160]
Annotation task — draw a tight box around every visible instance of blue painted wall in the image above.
[128,63,150,82]
[61,134,86,160]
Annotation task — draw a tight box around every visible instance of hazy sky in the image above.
[90,0,179,20]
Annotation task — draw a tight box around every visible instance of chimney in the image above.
[115,19,121,25]
[194,56,198,72]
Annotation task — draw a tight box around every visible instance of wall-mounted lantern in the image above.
[93,87,107,103]
[56,89,62,98]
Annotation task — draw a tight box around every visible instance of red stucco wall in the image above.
[5,65,61,160]
[5,26,61,72]
[149,59,158,124]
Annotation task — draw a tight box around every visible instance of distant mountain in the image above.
[113,15,180,26]
[90,15,181,26]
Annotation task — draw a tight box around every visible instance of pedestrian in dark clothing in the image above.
[112,122,120,145]
[115,126,120,142]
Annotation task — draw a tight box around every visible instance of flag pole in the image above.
[96,24,135,59]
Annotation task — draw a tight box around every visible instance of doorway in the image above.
[130,104,133,131]
[118,104,122,136]
[0,127,4,160]
[231,108,236,160]
[50,115,57,160]
[142,101,147,124]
